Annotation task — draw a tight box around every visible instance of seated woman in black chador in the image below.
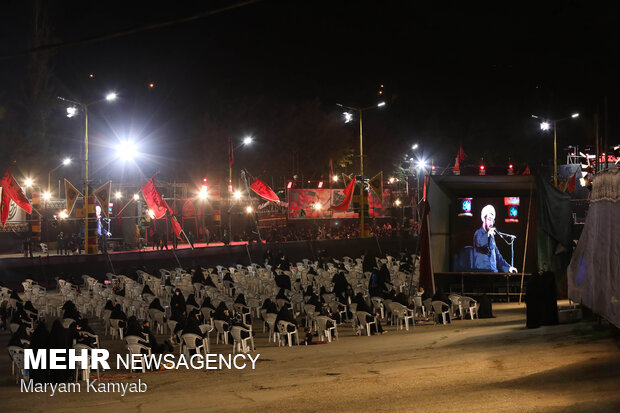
[186,293,199,309]
[353,293,383,334]
[142,320,173,353]
[8,324,30,347]
[125,316,147,341]
[275,305,297,333]
[62,301,81,321]
[181,309,208,351]
[110,303,127,329]
[261,298,278,314]
[28,322,50,383]
[141,284,155,296]
[170,288,186,319]
[10,290,23,303]
[149,297,166,313]
[24,300,38,319]
[74,318,97,347]
[201,296,216,311]
[276,288,290,302]
[104,299,115,311]
[48,320,73,383]
[234,293,248,306]
[192,266,205,284]
[205,274,216,287]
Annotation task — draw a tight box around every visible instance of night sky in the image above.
[0,0,618,189]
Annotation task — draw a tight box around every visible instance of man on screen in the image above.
[473,205,517,273]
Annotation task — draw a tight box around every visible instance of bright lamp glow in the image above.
[377,101,386,107]
[106,92,117,101]
[199,188,208,199]
[233,190,242,200]
[416,159,427,169]
[313,203,322,211]
[66,107,77,118]
[43,192,51,200]
[389,177,396,184]
[540,122,551,131]
[332,175,339,182]
[412,143,419,150]
[579,178,586,186]
[394,199,402,206]
[63,158,71,166]
[58,210,68,219]
[147,209,156,219]
[245,206,253,214]
[243,136,253,145]
[571,113,579,118]
[115,191,122,200]
[133,193,140,201]
[24,178,33,187]
[343,112,353,123]
[116,141,138,161]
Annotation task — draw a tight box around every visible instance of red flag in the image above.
[522,165,531,175]
[250,178,280,203]
[0,168,32,214]
[567,170,577,193]
[457,144,467,162]
[228,137,234,167]
[452,157,460,174]
[0,189,10,226]
[141,177,171,219]
[171,215,183,240]
[331,177,356,211]
[329,158,334,183]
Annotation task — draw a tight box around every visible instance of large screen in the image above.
[450,196,535,273]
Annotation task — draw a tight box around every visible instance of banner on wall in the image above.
[288,188,391,219]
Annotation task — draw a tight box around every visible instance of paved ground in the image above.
[1,302,619,412]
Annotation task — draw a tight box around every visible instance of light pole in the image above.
[337,101,385,237]
[532,113,579,187]
[228,136,252,241]
[59,92,117,254]
[48,158,71,197]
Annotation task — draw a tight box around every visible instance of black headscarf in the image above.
[141,284,154,296]
[104,300,115,311]
[125,316,146,339]
[28,322,51,383]
[24,300,38,314]
[186,294,199,308]
[234,293,247,306]
[48,320,72,383]
[62,301,81,321]
[205,275,216,287]
[10,290,22,302]
[201,297,215,310]
[149,298,165,312]
[353,293,372,314]
[110,304,127,320]
[275,305,296,326]
[213,302,230,321]
[170,288,186,315]
[192,267,205,284]
[182,310,205,337]
[261,298,278,314]
[8,324,30,347]
[276,288,290,302]
[332,272,349,297]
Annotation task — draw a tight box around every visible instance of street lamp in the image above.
[336,101,386,237]
[48,157,72,197]
[532,113,580,186]
[58,92,118,254]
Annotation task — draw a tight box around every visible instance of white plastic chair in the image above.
[431,301,450,325]
[126,344,152,372]
[355,311,377,336]
[316,316,338,342]
[231,326,254,353]
[277,320,298,347]
[181,333,207,357]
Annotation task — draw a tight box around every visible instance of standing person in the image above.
[223,229,230,246]
[161,230,168,250]
[205,227,210,245]
[56,232,65,255]
[22,238,30,258]
[172,230,178,249]
[473,205,517,273]
[187,231,195,248]
[152,231,159,251]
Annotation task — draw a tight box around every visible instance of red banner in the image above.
[141,177,171,219]
[171,215,183,240]
[250,178,280,203]
[0,189,10,226]
[331,177,356,211]
[0,168,32,214]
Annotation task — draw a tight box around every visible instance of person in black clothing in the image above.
[170,310,187,340]
[279,254,291,271]
[142,320,173,353]
[275,305,297,334]
[141,284,155,297]
[8,324,30,347]
[261,298,278,314]
[223,272,234,283]
[181,310,208,350]
[353,293,383,334]
[234,293,248,306]
[377,264,392,297]
[391,290,408,306]
[110,304,127,328]
[200,297,216,311]
[48,320,72,383]
[192,266,205,284]
[213,302,230,321]
[205,274,216,287]
[186,294,199,309]
[331,272,349,298]
[149,298,166,313]
[161,231,168,250]
[104,299,115,311]
[9,290,23,304]
[170,288,186,319]
[28,322,51,383]
[275,272,292,291]
[477,293,494,319]
[362,251,376,273]
[24,301,38,320]
[62,301,81,321]
[276,288,291,303]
